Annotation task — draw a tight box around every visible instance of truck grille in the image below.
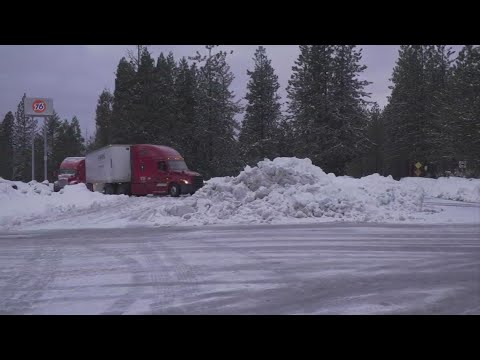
[193,176,204,191]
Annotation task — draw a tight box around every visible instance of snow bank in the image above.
[0,178,53,196]
[401,177,480,203]
[0,179,128,229]
[3,158,477,231]
[177,158,425,225]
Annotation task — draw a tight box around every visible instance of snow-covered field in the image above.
[1,158,479,231]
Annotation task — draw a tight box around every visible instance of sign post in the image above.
[24,97,54,182]
[31,127,35,180]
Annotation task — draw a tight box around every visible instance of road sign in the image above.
[24,97,54,117]
[415,169,422,177]
[415,162,422,169]
[459,161,466,169]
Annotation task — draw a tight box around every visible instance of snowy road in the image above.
[1,203,479,315]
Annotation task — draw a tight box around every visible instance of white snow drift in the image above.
[401,176,480,203]
[182,158,424,225]
[1,158,479,231]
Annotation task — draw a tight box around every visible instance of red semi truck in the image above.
[53,157,86,192]
[85,144,204,196]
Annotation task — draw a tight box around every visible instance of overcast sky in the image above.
[0,45,461,138]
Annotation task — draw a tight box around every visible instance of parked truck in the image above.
[85,144,204,196]
[53,157,86,192]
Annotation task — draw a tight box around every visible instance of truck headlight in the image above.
[181,179,190,185]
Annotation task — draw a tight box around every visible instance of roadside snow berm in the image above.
[182,158,425,224]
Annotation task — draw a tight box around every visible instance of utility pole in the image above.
[44,118,47,181]
[31,116,35,181]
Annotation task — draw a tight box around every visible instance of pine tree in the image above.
[94,89,114,147]
[354,103,384,176]
[12,93,37,181]
[85,132,98,152]
[51,120,70,172]
[0,111,15,179]
[70,116,86,155]
[368,104,385,175]
[111,57,138,144]
[33,132,44,182]
[276,116,295,158]
[40,111,63,181]
[239,46,282,166]
[47,117,85,176]
[150,52,177,146]
[190,45,242,178]
[384,46,423,178]
[287,45,370,175]
[127,45,148,70]
[287,45,336,167]
[422,45,455,174]
[329,45,371,174]
[131,47,157,143]
[383,45,455,178]
[451,45,480,175]
[174,57,199,167]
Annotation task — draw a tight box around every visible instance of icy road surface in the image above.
[1,201,479,315]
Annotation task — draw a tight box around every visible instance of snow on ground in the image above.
[401,176,480,203]
[1,158,479,231]
[0,178,129,229]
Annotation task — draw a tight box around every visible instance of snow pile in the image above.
[174,158,425,225]
[0,182,129,229]
[401,177,480,203]
[7,158,478,231]
[0,178,52,196]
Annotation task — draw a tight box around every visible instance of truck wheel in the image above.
[169,183,180,197]
[116,183,130,196]
[86,183,94,192]
[104,183,115,195]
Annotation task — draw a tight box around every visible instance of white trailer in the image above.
[86,145,132,186]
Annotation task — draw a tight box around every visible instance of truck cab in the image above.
[53,157,86,192]
[130,144,204,197]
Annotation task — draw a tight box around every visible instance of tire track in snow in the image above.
[147,235,202,314]
[90,245,149,315]
[0,247,61,314]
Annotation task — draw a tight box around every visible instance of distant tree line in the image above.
[90,45,374,179]
[356,45,480,179]
[2,45,479,182]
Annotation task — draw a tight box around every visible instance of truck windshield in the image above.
[168,160,189,171]
[59,169,76,175]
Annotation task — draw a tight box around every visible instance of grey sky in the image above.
[0,45,461,138]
